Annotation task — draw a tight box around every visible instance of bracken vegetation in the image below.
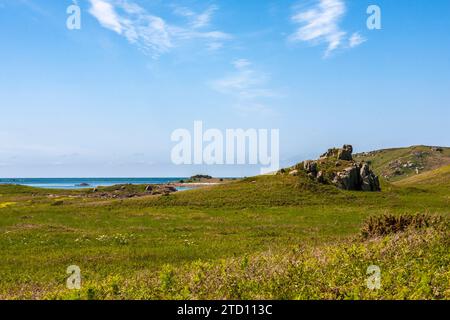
[360,213,445,239]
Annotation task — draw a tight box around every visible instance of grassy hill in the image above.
[394,164,450,188]
[354,145,450,182]
[0,146,449,300]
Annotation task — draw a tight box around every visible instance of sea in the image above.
[0,178,187,190]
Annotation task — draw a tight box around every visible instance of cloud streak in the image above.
[289,0,365,57]
[211,59,278,116]
[89,0,123,33]
[349,32,366,48]
[88,0,230,58]
[172,5,218,29]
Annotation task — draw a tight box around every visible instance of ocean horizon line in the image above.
[0,176,241,179]
[0,177,242,190]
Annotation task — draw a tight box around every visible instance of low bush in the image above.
[360,213,444,239]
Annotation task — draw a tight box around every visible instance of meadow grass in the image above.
[48,220,449,300]
[0,170,448,299]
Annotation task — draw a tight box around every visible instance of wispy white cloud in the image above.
[88,0,230,58]
[348,32,366,48]
[89,0,123,33]
[173,5,218,29]
[211,59,278,116]
[232,58,251,69]
[206,42,224,51]
[192,6,218,29]
[289,0,365,57]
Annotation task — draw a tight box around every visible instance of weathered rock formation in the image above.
[332,163,380,191]
[360,163,381,191]
[301,145,381,192]
[332,165,360,190]
[320,148,337,159]
[338,144,353,161]
[303,160,318,177]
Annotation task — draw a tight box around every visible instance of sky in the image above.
[0,0,449,177]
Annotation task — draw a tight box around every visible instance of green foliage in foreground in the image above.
[46,219,449,300]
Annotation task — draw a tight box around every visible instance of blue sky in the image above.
[0,0,449,177]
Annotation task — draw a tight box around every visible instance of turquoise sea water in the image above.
[0,178,186,189]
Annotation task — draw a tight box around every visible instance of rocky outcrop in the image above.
[88,184,177,199]
[332,163,380,191]
[360,163,381,191]
[338,145,353,161]
[145,184,176,195]
[320,145,353,161]
[77,183,90,187]
[332,165,360,190]
[304,160,318,177]
[320,148,338,159]
[190,174,213,180]
[301,144,381,192]
[151,185,177,195]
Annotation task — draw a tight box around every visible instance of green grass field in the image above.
[0,162,449,299]
[354,145,450,182]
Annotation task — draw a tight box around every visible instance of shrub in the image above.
[360,213,444,239]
